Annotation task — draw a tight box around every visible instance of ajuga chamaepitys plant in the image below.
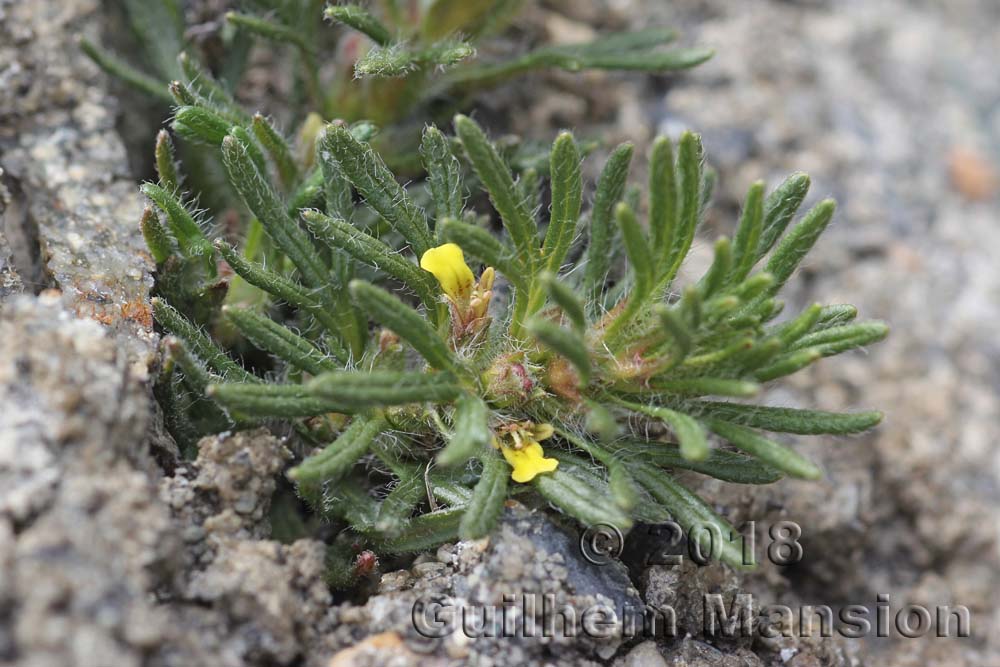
[84,1,711,129]
[143,93,887,580]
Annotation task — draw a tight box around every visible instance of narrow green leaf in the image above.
[694,401,883,435]
[617,201,653,295]
[630,462,748,568]
[648,135,678,260]
[349,280,460,374]
[438,394,491,467]
[324,4,393,45]
[663,131,703,283]
[376,473,426,536]
[80,39,172,103]
[608,462,639,512]
[308,370,461,408]
[764,199,836,294]
[214,241,348,359]
[460,453,509,539]
[221,134,330,291]
[140,206,173,264]
[454,115,537,269]
[438,218,525,290]
[700,237,732,298]
[540,272,586,332]
[621,400,709,461]
[585,142,633,297]
[705,420,821,480]
[152,298,254,381]
[252,113,299,189]
[177,52,247,122]
[654,304,693,360]
[172,105,231,146]
[420,125,463,221]
[208,382,348,417]
[321,124,433,256]
[526,318,591,385]
[303,210,441,315]
[815,304,858,329]
[290,414,388,483]
[647,378,760,398]
[755,172,811,260]
[154,130,179,192]
[541,131,582,273]
[226,11,313,53]
[608,440,783,485]
[223,305,339,376]
[754,349,822,382]
[140,182,211,257]
[374,507,463,554]
[729,180,764,283]
[534,468,632,529]
[791,321,889,355]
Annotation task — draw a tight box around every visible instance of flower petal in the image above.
[500,442,559,483]
[420,243,475,301]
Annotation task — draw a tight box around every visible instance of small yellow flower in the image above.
[494,422,558,483]
[420,243,474,303]
[420,243,495,340]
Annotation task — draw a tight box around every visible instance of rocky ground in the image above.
[2,0,998,666]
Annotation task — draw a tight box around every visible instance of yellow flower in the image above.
[495,422,558,483]
[420,243,474,302]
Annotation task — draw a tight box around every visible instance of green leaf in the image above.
[617,201,653,295]
[647,378,760,398]
[764,199,836,294]
[154,130,179,192]
[694,401,884,436]
[221,134,330,291]
[308,370,462,408]
[815,304,858,329]
[791,321,889,357]
[454,115,537,270]
[321,124,433,256]
[608,462,639,512]
[585,142,633,298]
[648,135,678,260]
[172,105,231,146]
[420,125,463,222]
[526,318,591,385]
[140,206,173,264]
[619,400,709,461]
[609,440,783,485]
[459,453,509,539]
[252,113,299,189]
[700,237,732,298]
[302,210,441,316]
[349,280,460,374]
[438,394,492,467]
[705,420,821,480]
[80,39,172,103]
[663,131,703,284]
[214,241,348,359]
[654,304,693,360]
[223,305,340,376]
[629,462,748,568]
[773,303,822,346]
[140,183,211,258]
[207,382,348,417]
[729,180,764,283]
[375,473,426,536]
[540,272,586,332]
[754,349,822,382]
[324,4,393,45]
[373,507,463,554]
[290,414,389,483]
[541,131,582,274]
[152,298,254,382]
[755,172,810,260]
[226,11,314,53]
[438,218,525,290]
[534,468,632,530]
